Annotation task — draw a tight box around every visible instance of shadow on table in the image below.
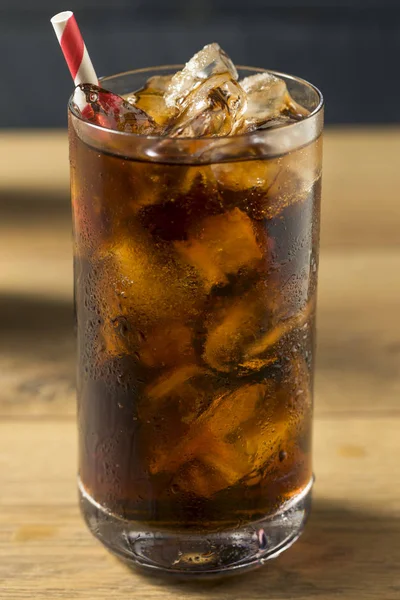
[0,293,73,351]
[0,189,70,221]
[133,498,400,598]
[0,294,75,414]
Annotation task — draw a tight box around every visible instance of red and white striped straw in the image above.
[51,11,98,87]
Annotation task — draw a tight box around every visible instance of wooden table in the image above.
[1,129,399,598]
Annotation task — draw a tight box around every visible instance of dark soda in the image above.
[70,124,322,531]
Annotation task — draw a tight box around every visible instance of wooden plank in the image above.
[0,131,69,193]
[1,128,399,597]
[316,251,400,416]
[1,417,399,598]
[1,128,400,248]
[2,418,397,511]
[0,223,72,300]
[321,128,400,250]
[1,251,399,418]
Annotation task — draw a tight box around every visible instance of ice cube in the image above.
[97,229,205,361]
[143,369,227,473]
[165,43,238,109]
[75,83,160,134]
[138,165,222,241]
[212,159,271,200]
[174,207,262,291]
[150,382,264,474]
[139,322,194,368]
[117,161,214,220]
[238,73,288,131]
[159,381,292,497]
[236,72,309,133]
[244,297,315,360]
[72,150,199,245]
[283,356,312,411]
[113,236,202,320]
[127,75,176,126]
[135,74,173,96]
[165,357,312,498]
[99,314,138,359]
[162,44,245,137]
[166,73,247,138]
[202,292,267,372]
[264,140,322,219]
[146,365,203,402]
[171,458,235,498]
[212,136,322,221]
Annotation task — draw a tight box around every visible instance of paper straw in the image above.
[51,11,98,87]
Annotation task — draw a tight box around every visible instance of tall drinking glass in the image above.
[69,66,324,576]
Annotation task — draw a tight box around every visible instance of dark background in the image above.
[2,0,400,127]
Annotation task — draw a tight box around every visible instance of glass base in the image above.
[79,478,313,578]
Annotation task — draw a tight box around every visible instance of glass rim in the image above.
[68,64,324,142]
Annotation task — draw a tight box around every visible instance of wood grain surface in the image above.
[0,128,399,598]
